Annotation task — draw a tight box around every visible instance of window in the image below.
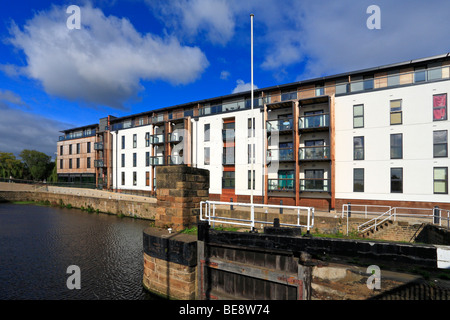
[69,159,72,169]
[204,124,210,142]
[204,147,210,165]
[76,158,80,168]
[222,171,235,189]
[248,170,255,190]
[60,145,63,156]
[133,134,137,148]
[76,143,80,154]
[146,172,150,187]
[353,168,364,192]
[414,67,427,83]
[353,104,364,128]
[69,144,72,155]
[433,130,448,158]
[146,152,150,166]
[433,94,447,121]
[121,136,125,149]
[121,172,125,185]
[278,170,294,190]
[390,134,403,159]
[133,172,137,186]
[390,100,402,125]
[387,70,400,86]
[223,147,235,164]
[145,132,150,147]
[434,167,448,194]
[353,136,364,160]
[248,117,255,137]
[248,144,255,164]
[133,153,137,167]
[87,157,91,169]
[304,169,325,191]
[87,142,91,153]
[60,159,63,169]
[315,84,324,96]
[363,75,374,90]
[121,154,125,167]
[391,168,403,193]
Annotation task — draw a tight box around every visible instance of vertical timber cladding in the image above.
[197,222,310,300]
[155,165,209,231]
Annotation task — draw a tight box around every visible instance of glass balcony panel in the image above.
[300,179,330,192]
[267,148,294,162]
[299,146,330,160]
[299,114,329,129]
[149,156,164,166]
[150,134,165,144]
[266,119,293,132]
[268,179,295,191]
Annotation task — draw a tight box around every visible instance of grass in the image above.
[180,225,240,235]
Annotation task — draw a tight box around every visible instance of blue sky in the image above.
[1,0,450,158]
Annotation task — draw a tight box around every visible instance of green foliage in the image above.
[0,152,27,179]
[19,149,52,181]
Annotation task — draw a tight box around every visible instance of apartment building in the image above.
[57,53,450,210]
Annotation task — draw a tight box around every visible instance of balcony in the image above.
[300,179,330,192]
[299,113,329,131]
[167,155,184,165]
[267,148,295,162]
[168,132,183,143]
[149,156,164,166]
[299,146,330,161]
[222,129,235,142]
[94,142,104,150]
[59,130,96,141]
[151,115,165,124]
[150,134,165,144]
[266,119,293,134]
[94,159,104,168]
[268,179,295,192]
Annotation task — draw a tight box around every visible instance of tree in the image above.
[19,149,52,181]
[0,152,26,179]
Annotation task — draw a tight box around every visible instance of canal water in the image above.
[0,203,157,300]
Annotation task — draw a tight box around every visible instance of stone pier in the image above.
[154,166,209,231]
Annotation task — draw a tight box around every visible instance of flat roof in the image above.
[70,52,450,127]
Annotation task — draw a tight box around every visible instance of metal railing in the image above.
[199,200,315,232]
[341,204,450,235]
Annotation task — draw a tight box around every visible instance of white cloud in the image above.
[220,70,230,80]
[147,0,235,45]
[232,79,258,94]
[5,4,209,109]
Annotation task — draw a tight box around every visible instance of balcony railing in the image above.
[149,156,164,166]
[59,130,96,141]
[150,134,165,144]
[151,115,165,124]
[300,179,330,192]
[299,113,329,130]
[168,132,183,143]
[299,146,330,161]
[267,148,295,162]
[268,179,295,192]
[266,119,293,133]
[168,155,184,165]
[222,129,235,141]
[94,142,104,150]
[94,159,104,168]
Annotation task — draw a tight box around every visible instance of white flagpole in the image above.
[250,13,254,229]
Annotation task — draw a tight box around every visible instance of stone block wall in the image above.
[155,166,209,231]
[143,227,198,300]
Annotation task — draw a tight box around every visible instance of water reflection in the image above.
[0,203,157,300]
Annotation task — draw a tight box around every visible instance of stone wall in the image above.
[155,166,209,231]
[0,190,157,220]
[143,227,197,300]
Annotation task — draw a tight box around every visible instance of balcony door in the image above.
[304,169,324,191]
[304,110,324,128]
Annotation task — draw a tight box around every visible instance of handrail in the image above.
[200,200,315,232]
